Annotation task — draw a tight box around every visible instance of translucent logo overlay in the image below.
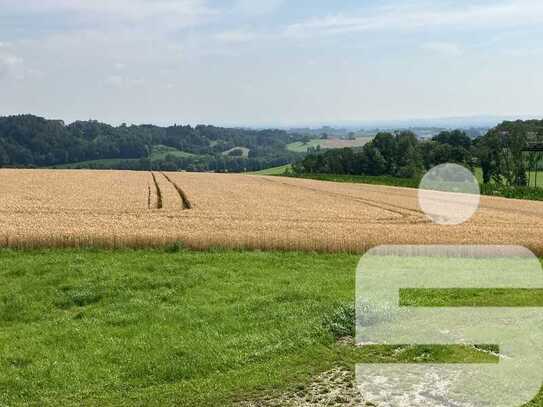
[356,245,543,407]
[418,163,480,225]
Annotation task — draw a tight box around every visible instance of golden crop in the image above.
[1,169,542,253]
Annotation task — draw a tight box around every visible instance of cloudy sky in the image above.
[1,0,542,126]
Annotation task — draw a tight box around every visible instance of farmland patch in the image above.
[1,169,543,253]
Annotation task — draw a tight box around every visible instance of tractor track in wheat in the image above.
[160,172,192,210]
[261,176,426,222]
[150,172,163,209]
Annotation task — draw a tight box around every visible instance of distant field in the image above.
[150,144,196,160]
[222,147,250,158]
[52,158,140,169]
[2,169,543,253]
[247,164,291,175]
[52,145,195,169]
[286,139,324,152]
[287,137,373,153]
[321,137,373,149]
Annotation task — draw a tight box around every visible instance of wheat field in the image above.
[1,169,542,253]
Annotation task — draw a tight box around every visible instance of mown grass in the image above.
[0,249,541,406]
[0,249,357,406]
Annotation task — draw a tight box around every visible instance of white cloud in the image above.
[0,53,24,80]
[0,54,21,67]
[421,42,464,57]
[0,0,217,27]
[214,29,258,43]
[284,0,543,37]
[104,75,124,88]
[104,74,145,89]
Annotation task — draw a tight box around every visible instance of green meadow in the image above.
[0,249,541,406]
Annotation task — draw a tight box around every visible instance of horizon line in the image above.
[1,112,542,130]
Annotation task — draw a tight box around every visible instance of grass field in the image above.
[52,158,141,169]
[247,164,292,175]
[150,145,196,160]
[51,145,195,169]
[1,248,541,406]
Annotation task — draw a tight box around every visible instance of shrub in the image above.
[165,241,185,253]
[322,302,355,339]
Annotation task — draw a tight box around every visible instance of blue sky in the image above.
[1,0,542,126]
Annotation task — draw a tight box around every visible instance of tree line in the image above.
[0,114,300,170]
[73,153,298,173]
[294,130,473,179]
[2,115,542,182]
[294,120,543,187]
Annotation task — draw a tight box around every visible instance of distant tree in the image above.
[361,146,387,175]
[479,123,529,186]
[432,130,472,149]
[372,132,397,173]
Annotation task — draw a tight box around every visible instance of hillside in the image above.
[0,115,301,172]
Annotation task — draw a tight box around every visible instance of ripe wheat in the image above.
[1,169,542,253]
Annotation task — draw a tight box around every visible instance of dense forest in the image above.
[0,115,301,172]
[294,120,543,187]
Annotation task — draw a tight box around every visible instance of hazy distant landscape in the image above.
[0,114,490,171]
